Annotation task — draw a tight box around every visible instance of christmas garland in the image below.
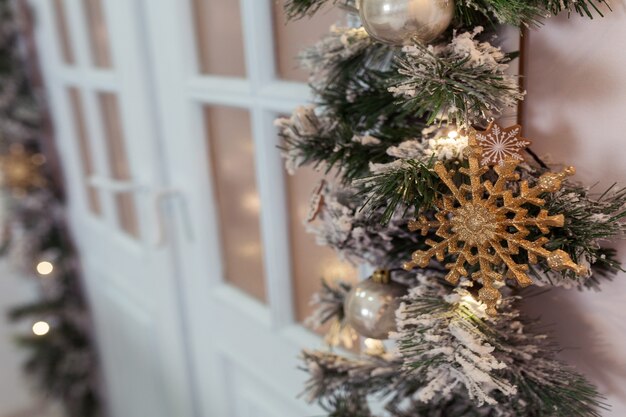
[0,1,101,416]
[279,0,623,415]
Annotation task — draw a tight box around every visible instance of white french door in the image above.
[31,0,197,416]
[143,1,346,416]
[32,0,356,416]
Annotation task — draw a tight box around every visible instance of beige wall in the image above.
[523,7,626,416]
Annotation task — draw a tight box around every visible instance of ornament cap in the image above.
[372,269,391,284]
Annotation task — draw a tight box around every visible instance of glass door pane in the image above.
[272,0,343,82]
[191,0,247,77]
[203,105,266,302]
[98,92,139,238]
[68,87,102,215]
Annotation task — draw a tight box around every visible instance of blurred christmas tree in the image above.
[0,1,101,416]
[278,0,623,415]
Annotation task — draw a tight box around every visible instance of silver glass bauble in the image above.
[344,278,407,340]
[358,0,455,45]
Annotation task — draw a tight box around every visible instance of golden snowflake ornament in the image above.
[403,128,587,315]
[475,122,531,166]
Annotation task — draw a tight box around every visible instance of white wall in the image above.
[524,6,626,416]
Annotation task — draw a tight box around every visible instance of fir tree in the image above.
[279,0,623,416]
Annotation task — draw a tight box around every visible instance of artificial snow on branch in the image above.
[304,182,421,268]
[276,106,418,181]
[302,274,607,416]
[389,28,523,126]
[280,1,622,415]
[395,275,607,416]
[455,0,546,26]
[299,26,374,88]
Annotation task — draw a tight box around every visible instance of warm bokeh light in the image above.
[363,337,385,355]
[447,130,459,139]
[36,261,54,275]
[32,321,50,336]
[322,261,356,282]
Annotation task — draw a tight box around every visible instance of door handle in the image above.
[88,176,149,192]
[152,188,194,247]
[87,177,193,246]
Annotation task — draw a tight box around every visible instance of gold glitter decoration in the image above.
[403,128,587,315]
[0,143,45,195]
[475,122,531,166]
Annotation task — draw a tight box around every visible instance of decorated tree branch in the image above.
[279,0,624,415]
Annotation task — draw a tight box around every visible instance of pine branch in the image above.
[456,0,545,27]
[284,0,358,20]
[302,28,424,131]
[539,182,626,287]
[544,0,609,19]
[8,298,66,320]
[396,277,608,416]
[278,110,421,182]
[357,159,440,225]
[308,279,352,327]
[302,182,426,268]
[456,0,607,27]
[300,350,400,402]
[323,393,374,417]
[390,35,523,126]
[284,0,334,20]
[302,275,609,417]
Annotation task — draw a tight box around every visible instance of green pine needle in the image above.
[357,158,440,225]
[545,0,609,19]
[283,0,335,20]
[391,42,523,126]
[456,0,545,27]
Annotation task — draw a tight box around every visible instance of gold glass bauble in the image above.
[358,0,454,45]
[344,277,406,340]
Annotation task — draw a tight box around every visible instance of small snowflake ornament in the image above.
[475,122,531,166]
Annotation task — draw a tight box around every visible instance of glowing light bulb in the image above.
[36,261,54,276]
[363,338,386,356]
[364,338,379,349]
[447,130,459,139]
[32,321,50,336]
